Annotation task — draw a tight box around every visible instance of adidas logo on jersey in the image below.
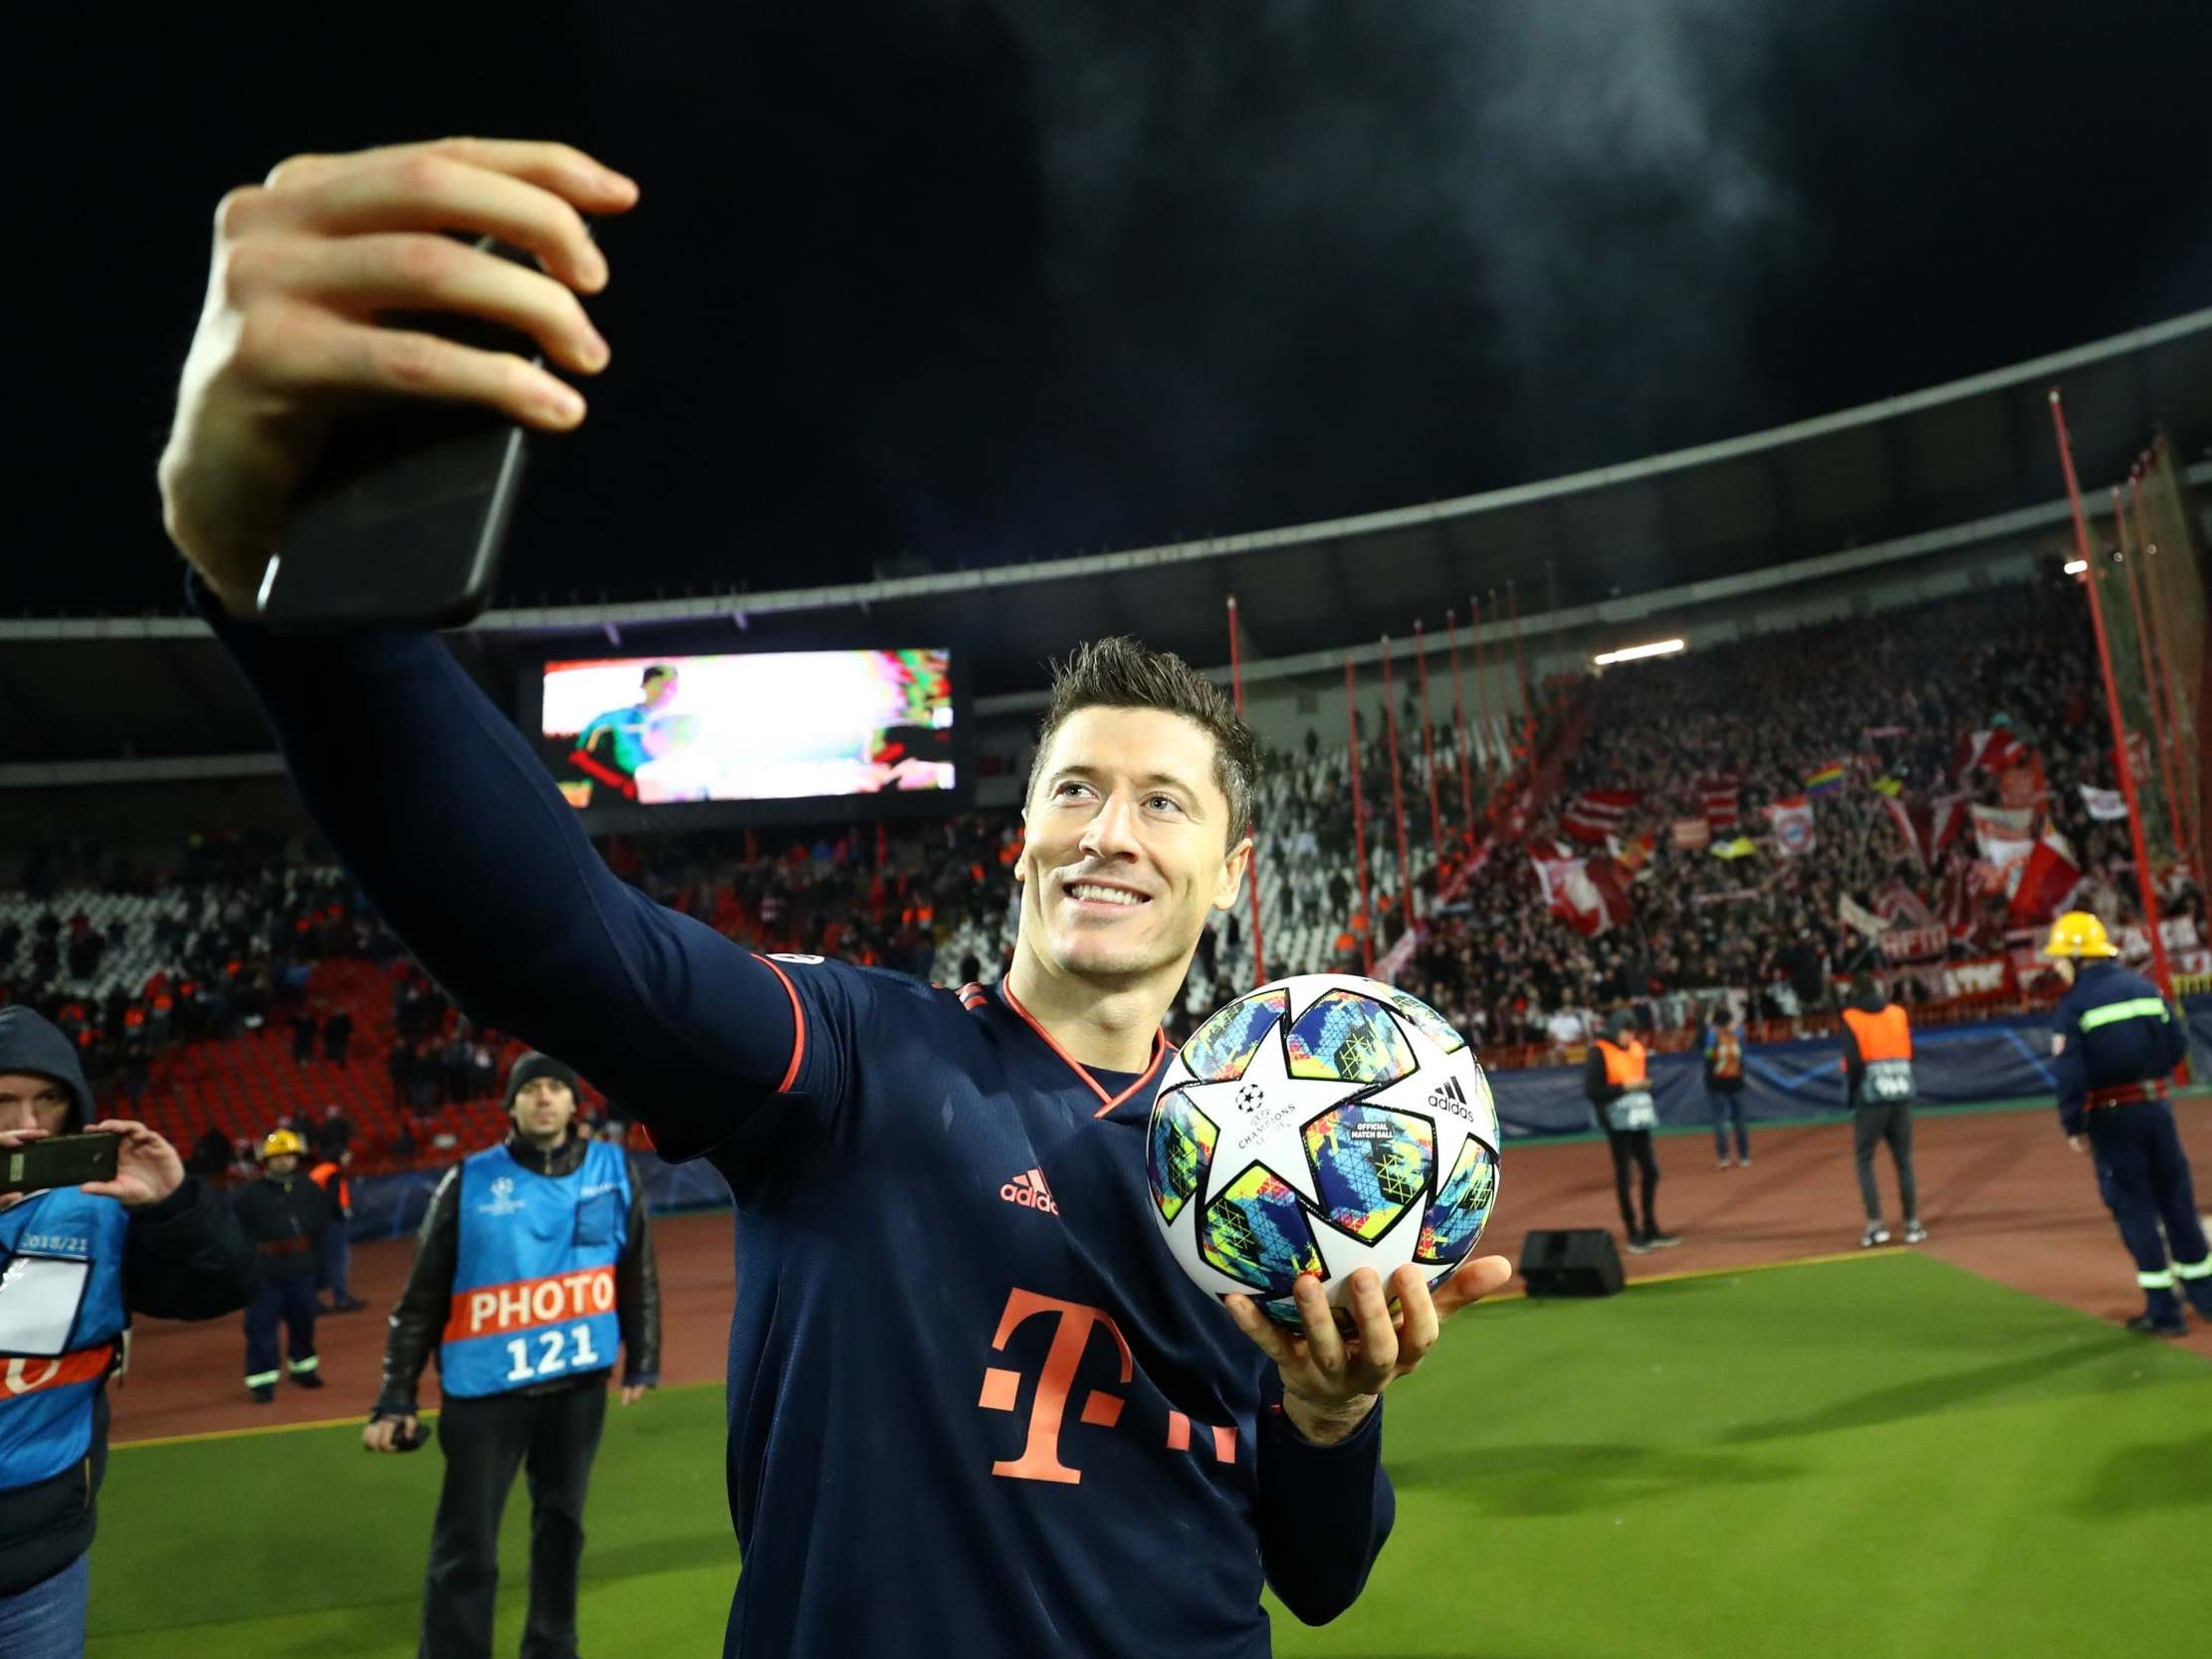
[1000,1168,1059,1215]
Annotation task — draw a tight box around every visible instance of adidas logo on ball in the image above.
[1429,1076,1470,1116]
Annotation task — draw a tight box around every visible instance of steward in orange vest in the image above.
[1584,1010,1676,1252]
[308,1152,366,1314]
[1703,1007,1751,1168]
[1839,974,1923,1248]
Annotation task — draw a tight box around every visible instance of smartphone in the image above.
[1,1133,121,1196]
[257,232,558,634]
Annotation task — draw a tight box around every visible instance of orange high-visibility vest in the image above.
[309,1160,349,1212]
[1840,1005,1911,1062]
[1710,1030,1742,1079]
[1596,1037,1649,1087]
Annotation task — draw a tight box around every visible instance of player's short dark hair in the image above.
[643,664,677,688]
[1028,637,1259,848]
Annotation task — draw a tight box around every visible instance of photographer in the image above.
[0,1006,255,1654]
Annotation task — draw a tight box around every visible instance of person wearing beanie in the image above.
[1838,972,1925,1249]
[0,1005,255,1648]
[1585,1008,1679,1252]
[363,1049,660,1659]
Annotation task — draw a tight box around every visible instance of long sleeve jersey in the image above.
[194,576,1394,1657]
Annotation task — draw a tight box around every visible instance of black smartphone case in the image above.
[2,1133,121,1195]
[258,235,547,634]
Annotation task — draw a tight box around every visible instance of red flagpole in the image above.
[1446,608,1475,844]
[1225,594,1266,987]
[1506,578,1530,746]
[2128,470,2197,871]
[1477,592,1495,787]
[1345,656,1375,976]
[1379,636,1417,939]
[2051,389,2175,1000]
[1413,620,1446,858]
[2112,485,2188,893]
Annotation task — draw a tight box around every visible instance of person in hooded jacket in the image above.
[0,1005,255,1658]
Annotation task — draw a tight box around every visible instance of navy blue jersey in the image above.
[194,577,1396,1658]
[2051,960,2189,1136]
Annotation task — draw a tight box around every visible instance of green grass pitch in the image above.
[89,1252,2210,1657]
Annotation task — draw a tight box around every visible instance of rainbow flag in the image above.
[1805,760,1848,796]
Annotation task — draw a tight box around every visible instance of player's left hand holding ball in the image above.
[1225,1254,1513,1443]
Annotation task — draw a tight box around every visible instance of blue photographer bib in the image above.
[0,1189,128,1491]
[438,1141,630,1399]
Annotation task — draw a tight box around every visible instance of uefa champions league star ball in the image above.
[1145,973,1502,1328]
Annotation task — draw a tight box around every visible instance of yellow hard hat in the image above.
[2042,911,2118,959]
[259,1129,308,1160]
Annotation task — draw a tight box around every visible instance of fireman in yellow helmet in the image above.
[2045,911,2207,1335]
[231,1126,332,1398]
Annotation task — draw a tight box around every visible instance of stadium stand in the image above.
[5,567,2201,1172]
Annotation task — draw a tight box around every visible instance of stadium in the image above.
[6,13,2212,1659]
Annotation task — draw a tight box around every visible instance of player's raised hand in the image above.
[1225,1254,1513,1443]
[157,137,640,613]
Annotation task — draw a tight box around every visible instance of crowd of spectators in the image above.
[5,570,2197,1120]
[1393,570,2205,1055]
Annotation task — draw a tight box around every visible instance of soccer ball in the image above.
[1146,973,1502,1328]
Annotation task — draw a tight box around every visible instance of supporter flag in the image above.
[1671,817,1711,851]
[1971,804,2036,881]
[1532,850,1631,937]
[1997,752,2048,812]
[1765,796,1817,857]
[1562,788,1642,846]
[2079,784,2129,821]
[1804,759,1849,796]
[1586,856,1637,932]
[1709,837,1759,861]
[1701,779,1740,835]
[1939,854,1981,942]
[1953,727,2024,777]
[1839,895,1887,939]
[1873,877,1938,929]
[1880,791,1967,867]
[1609,831,1658,878]
[2007,822,2083,926]
[1870,775,1904,798]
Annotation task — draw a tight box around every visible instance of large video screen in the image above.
[538,648,956,809]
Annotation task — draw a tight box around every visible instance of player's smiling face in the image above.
[1019,707,1250,985]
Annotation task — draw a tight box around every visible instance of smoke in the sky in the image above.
[992,0,1812,504]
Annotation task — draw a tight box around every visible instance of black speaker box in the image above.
[1518,1228,1626,1298]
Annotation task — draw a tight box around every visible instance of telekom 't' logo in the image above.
[978,1287,1236,1484]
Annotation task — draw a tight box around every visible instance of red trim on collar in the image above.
[995,979,1170,1117]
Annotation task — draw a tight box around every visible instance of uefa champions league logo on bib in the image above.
[478,1174,528,1217]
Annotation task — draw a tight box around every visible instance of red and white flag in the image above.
[1971,804,2036,879]
[1532,850,1633,937]
[2008,822,2083,926]
[1939,854,1980,942]
[1562,788,1642,846]
[1701,779,1740,835]
[1671,817,1711,851]
[1765,796,1817,857]
[1953,727,2024,777]
[1880,791,1968,867]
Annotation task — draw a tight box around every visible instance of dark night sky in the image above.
[20,0,2212,616]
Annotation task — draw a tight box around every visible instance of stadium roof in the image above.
[4,308,2208,775]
